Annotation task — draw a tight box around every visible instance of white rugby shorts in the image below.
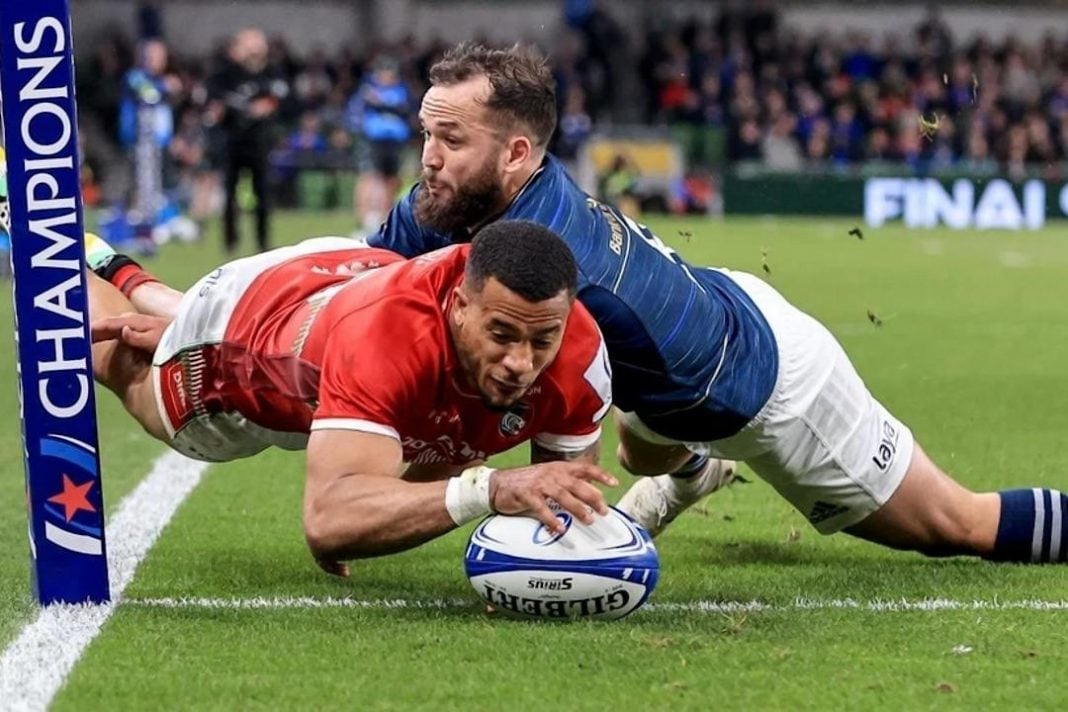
[619,270,914,534]
[151,237,364,462]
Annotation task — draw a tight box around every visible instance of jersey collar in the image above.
[455,157,550,242]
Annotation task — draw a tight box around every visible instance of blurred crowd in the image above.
[638,5,1068,179]
[70,2,1068,232]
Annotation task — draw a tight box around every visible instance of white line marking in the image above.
[0,451,209,712]
[132,596,472,611]
[124,596,1068,614]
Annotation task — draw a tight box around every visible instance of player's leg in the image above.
[377,141,403,225]
[86,272,169,442]
[250,150,271,252]
[190,164,218,226]
[86,232,184,319]
[725,271,1066,563]
[845,442,1067,562]
[356,171,385,234]
[614,411,738,536]
[614,411,692,475]
[356,142,393,234]
[222,152,241,254]
[842,443,1003,556]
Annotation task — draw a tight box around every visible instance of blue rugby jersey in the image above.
[368,155,778,441]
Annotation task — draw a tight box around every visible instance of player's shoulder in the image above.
[513,156,585,216]
[329,273,444,330]
[319,282,448,389]
[535,156,584,204]
[512,155,608,251]
[385,242,469,291]
[326,248,461,344]
[409,242,470,265]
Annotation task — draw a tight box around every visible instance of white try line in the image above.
[124,596,1068,614]
[0,451,210,712]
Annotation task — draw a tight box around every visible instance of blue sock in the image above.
[671,453,708,479]
[988,489,1067,563]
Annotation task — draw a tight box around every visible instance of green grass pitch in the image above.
[2,212,1068,709]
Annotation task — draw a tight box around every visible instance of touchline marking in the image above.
[0,451,210,712]
[125,596,1068,614]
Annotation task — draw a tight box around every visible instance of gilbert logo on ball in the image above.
[464,506,659,620]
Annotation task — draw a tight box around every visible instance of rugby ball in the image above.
[464,506,659,621]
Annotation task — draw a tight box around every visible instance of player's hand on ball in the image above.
[489,463,618,534]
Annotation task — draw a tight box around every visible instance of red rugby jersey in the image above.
[211,244,611,464]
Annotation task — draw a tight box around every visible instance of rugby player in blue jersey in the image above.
[362,42,1066,564]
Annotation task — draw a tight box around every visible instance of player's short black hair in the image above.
[466,220,578,302]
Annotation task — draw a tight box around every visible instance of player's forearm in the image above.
[303,475,456,560]
[402,461,483,482]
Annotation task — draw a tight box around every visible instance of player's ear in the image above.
[502,134,533,174]
[451,284,470,325]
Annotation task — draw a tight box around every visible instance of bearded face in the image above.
[413,151,506,235]
[415,78,521,236]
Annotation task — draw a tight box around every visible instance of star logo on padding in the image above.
[48,474,96,522]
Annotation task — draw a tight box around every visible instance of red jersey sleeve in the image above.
[532,311,613,455]
[310,297,436,441]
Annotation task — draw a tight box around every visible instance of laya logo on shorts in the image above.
[871,420,900,472]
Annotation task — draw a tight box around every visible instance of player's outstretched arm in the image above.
[85,273,170,443]
[303,429,618,574]
[303,428,456,572]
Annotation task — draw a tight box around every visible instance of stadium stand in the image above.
[65,1,1068,224]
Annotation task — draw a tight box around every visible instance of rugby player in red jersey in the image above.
[86,220,614,575]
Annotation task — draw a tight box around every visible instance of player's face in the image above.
[451,277,572,410]
[415,77,508,233]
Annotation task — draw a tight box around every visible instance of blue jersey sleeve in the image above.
[366,185,452,257]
